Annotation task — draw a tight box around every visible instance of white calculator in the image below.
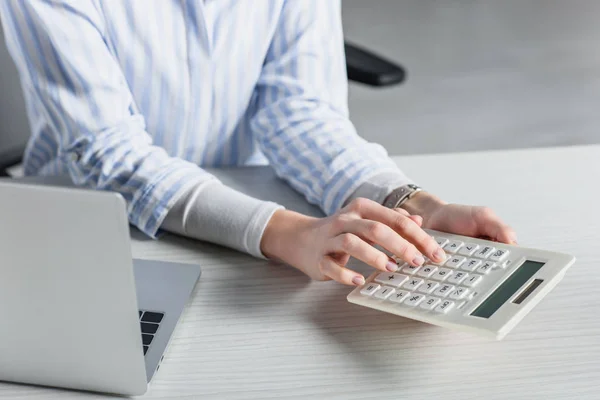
[347,229,576,340]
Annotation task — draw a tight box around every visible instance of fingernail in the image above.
[412,255,425,266]
[386,260,398,272]
[352,276,365,286]
[433,248,446,262]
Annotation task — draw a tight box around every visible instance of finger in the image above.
[347,199,444,262]
[475,208,518,244]
[341,219,427,267]
[320,257,365,286]
[393,207,411,217]
[329,233,398,272]
[408,215,423,226]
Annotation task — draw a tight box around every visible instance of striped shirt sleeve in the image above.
[0,0,213,236]
[250,0,412,215]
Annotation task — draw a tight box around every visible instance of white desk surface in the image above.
[1,145,598,399]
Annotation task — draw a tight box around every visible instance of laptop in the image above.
[0,181,201,396]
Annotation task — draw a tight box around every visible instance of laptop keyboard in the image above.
[138,310,164,356]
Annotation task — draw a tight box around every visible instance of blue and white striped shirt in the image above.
[0,0,406,238]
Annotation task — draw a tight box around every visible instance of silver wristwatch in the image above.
[382,184,422,209]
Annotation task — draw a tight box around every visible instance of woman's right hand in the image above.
[260,198,447,286]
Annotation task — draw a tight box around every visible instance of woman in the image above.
[0,0,516,286]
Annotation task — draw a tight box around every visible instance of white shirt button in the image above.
[360,283,381,296]
[444,240,464,254]
[419,296,441,310]
[458,243,479,256]
[374,273,409,288]
[374,286,396,300]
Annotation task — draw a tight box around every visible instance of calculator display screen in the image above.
[471,261,545,318]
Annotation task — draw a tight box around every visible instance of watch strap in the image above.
[382,184,422,209]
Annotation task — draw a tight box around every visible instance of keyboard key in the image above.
[428,255,448,266]
[489,249,510,262]
[142,312,164,324]
[445,256,466,268]
[474,246,495,259]
[434,237,450,247]
[476,261,496,275]
[461,258,482,272]
[419,297,441,310]
[449,287,469,300]
[141,322,159,334]
[374,273,409,288]
[388,290,410,303]
[435,300,455,314]
[432,268,453,281]
[444,240,464,254]
[402,264,421,275]
[374,286,396,300]
[417,265,438,278]
[402,278,424,291]
[433,284,455,298]
[143,345,149,355]
[501,259,514,269]
[360,283,381,296]
[463,274,483,287]
[142,334,154,346]
[458,243,479,256]
[404,294,426,307]
[417,280,439,294]
[447,271,468,285]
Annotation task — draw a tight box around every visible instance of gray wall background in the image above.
[2,0,600,158]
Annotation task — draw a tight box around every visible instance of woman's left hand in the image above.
[401,192,518,245]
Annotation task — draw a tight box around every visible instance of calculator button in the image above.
[402,264,421,275]
[432,268,453,281]
[447,271,468,285]
[434,300,455,314]
[434,237,449,247]
[417,265,438,278]
[433,284,455,298]
[456,301,467,310]
[374,273,409,288]
[417,280,440,294]
[374,286,396,300]
[501,259,514,269]
[428,255,448,266]
[445,256,466,269]
[463,274,483,287]
[458,243,480,256]
[449,287,469,300]
[460,258,482,272]
[402,278,424,291]
[419,296,441,310]
[388,290,410,303]
[474,246,496,259]
[360,283,381,296]
[404,294,426,307]
[476,261,496,275]
[444,240,464,254]
[489,249,510,262]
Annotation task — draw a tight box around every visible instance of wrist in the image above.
[400,191,447,218]
[260,209,317,263]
